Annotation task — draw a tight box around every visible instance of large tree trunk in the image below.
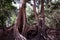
[39,0,48,39]
[13,0,27,40]
[20,0,27,37]
[41,0,45,28]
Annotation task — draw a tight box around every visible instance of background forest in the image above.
[0,0,60,29]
